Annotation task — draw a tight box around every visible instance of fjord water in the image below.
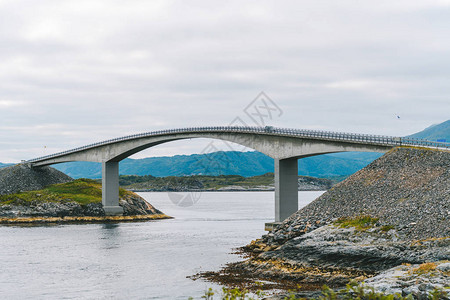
[0,191,323,299]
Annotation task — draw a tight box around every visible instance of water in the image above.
[0,191,324,299]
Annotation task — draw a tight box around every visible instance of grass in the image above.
[0,178,133,206]
[411,262,437,275]
[334,215,380,231]
[380,225,395,232]
[188,281,449,299]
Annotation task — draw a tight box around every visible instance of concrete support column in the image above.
[102,161,124,216]
[274,158,298,222]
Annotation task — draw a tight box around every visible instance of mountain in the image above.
[2,119,449,179]
[0,163,13,169]
[407,120,450,142]
[51,151,382,179]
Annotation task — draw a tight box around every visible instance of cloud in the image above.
[0,0,449,162]
[0,100,26,107]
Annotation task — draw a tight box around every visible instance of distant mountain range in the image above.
[0,163,13,169]
[51,151,383,179]
[1,119,449,179]
[408,120,450,142]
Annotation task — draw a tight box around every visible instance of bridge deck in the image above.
[26,126,450,164]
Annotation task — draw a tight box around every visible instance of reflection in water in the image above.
[101,223,121,250]
[102,223,120,230]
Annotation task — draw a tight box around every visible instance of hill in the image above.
[278,146,450,240]
[31,120,450,179]
[0,164,72,195]
[119,173,334,191]
[0,179,164,218]
[50,151,381,179]
[0,164,168,221]
[1,119,448,179]
[408,119,450,141]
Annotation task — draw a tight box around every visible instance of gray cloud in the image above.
[1,0,449,162]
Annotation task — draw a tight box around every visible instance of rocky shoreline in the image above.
[0,165,170,224]
[197,221,449,298]
[195,147,450,299]
[0,214,171,225]
[0,192,170,221]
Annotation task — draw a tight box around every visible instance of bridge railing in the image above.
[26,126,450,163]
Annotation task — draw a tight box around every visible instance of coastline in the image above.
[0,214,172,225]
[129,188,326,192]
[193,148,450,298]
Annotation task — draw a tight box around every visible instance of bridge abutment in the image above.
[102,161,124,216]
[274,158,298,222]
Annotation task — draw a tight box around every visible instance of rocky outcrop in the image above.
[365,261,450,299]
[276,147,450,241]
[260,225,449,272]
[0,164,165,220]
[197,147,450,298]
[297,176,334,191]
[0,193,161,218]
[0,164,73,195]
[129,175,333,192]
[120,193,163,216]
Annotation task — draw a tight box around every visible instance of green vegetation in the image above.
[119,173,276,190]
[380,225,395,232]
[188,287,266,300]
[334,215,380,231]
[118,173,333,191]
[410,262,437,275]
[0,179,133,206]
[48,151,381,179]
[188,281,449,299]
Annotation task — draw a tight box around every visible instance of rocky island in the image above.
[120,173,334,192]
[0,164,170,224]
[196,147,450,299]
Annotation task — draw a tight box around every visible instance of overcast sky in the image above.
[1,0,450,162]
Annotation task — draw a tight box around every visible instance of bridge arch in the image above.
[29,126,433,221]
[30,130,391,167]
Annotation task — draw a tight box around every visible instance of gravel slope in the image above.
[0,164,73,195]
[280,147,450,241]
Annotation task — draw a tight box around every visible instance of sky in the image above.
[1,0,450,162]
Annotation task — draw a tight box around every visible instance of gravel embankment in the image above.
[0,164,73,195]
[275,147,450,241]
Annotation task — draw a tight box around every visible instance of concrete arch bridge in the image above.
[26,126,450,221]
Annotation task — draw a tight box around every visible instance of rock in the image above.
[82,203,105,216]
[0,191,162,218]
[365,261,450,299]
[437,262,450,272]
[261,225,450,272]
[119,192,162,216]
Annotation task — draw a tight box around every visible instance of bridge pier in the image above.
[102,161,124,216]
[274,158,298,222]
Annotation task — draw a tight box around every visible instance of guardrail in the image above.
[26,126,450,163]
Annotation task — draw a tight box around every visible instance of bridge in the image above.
[26,126,450,221]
